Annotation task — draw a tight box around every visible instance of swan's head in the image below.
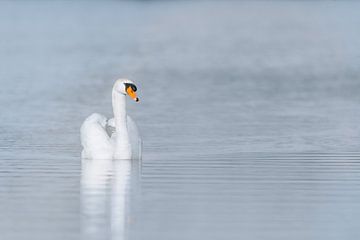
[114,79,139,102]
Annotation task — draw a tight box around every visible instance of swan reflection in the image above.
[81,159,138,240]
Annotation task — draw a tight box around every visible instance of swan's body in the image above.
[80,79,141,160]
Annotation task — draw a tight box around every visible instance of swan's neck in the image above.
[112,89,131,159]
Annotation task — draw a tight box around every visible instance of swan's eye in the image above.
[125,83,137,92]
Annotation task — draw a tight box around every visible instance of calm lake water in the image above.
[1,1,360,240]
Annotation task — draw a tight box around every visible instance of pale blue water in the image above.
[1,1,360,240]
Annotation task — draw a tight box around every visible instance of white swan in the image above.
[80,79,142,160]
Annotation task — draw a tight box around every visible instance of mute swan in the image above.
[80,79,142,160]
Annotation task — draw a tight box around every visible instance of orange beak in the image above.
[126,87,139,102]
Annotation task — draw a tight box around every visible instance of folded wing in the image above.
[80,113,113,159]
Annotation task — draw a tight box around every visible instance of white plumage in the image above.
[80,79,142,160]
